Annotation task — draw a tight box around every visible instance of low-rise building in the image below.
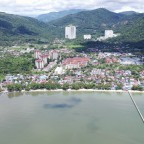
[55,67,65,75]
[84,35,92,40]
[97,30,119,41]
[91,69,102,75]
[62,57,90,69]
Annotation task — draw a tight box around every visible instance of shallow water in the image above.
[0,92,144,144]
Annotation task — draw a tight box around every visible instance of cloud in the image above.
[0,0,143,16]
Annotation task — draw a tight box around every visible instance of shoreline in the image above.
[22,89,144,93]
[1,89,144,94]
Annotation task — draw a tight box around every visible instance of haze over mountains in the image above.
[119,11,138,16]
[0,8,144,46]
[36,9,139,23]
[37,9,85,23]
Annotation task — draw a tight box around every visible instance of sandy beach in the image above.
[24,89,144,93]
[0,89,144,94]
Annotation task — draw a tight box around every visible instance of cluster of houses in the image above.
[97,52,143,65]
[34,50,59,69]
[1,65,144,90]
[53,68,143,90]
[1,47,143,91]
[32,50,144,90]
[105,57,119,64]
[2,74,49,86]
[52,57,90,75]
[1,46,35,57]
[98,52,124,59]
[34,49,91,73]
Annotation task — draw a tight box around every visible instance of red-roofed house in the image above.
[62,57,90,69]
[105,57,112,64]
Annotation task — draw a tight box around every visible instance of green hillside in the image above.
[113,14,144,42]
[0,8,144,46]
[48,8,124,37]
[0,12,50,46]
[46,8,144,53]
[47,8,144,43]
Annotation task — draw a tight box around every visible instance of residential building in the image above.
[84,35,92,40]
[34,50,41,59]
[62,57,90,69]
[35,59,44,69]
[97,30,119,41]
[55,67,65,75]
[51,50,59,60]
[40,55,48,65]
[91,69,102,75]
[65,25,76,39]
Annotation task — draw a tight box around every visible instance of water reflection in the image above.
[87,118,99,133]
[43,97,82,109]
[68,97,81,104]
[7,92,24,99]
[6,91,59,98]
[44,103,73,109]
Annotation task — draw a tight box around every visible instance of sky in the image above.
[0,0,144,16]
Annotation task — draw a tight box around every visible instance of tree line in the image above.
[6,81,143,92]
[6,82,124,92]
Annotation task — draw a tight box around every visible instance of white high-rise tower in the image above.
[65,25,76,39]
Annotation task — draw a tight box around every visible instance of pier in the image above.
[128,91,144,123]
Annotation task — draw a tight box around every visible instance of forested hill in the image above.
[0,12,51,46]
[0,8,144,46]
[113,14,144,42]
[49,8,123,26]
[47,8,144,42]
[48,8,124,37]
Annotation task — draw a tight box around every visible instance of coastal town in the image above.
[1,2,144,144]
[0,45,144,92]
[0,25,144,92]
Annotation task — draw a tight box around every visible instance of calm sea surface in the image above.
[0,92,144,144]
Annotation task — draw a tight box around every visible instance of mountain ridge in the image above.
[119,11,139,15]
[0,8,144,46]
[0,12,51,45]
[47,8,144,42]
[37,9,85,23]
